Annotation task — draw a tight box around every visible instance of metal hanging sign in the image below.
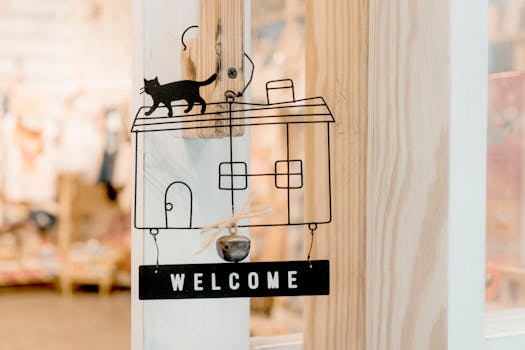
[133,26,334,299]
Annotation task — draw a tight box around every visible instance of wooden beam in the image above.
[366,0,449,348]
[304,0,369,349]
[182,0,245,138]
[305,0,450,349]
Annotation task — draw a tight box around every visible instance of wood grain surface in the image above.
[305,0,450,349]
[304,0,369,349]
[367,0,449,348]
[182,0,245,138]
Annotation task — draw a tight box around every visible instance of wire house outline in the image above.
[132,79,335,234]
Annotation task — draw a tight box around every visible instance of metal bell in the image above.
[216,228,250,262]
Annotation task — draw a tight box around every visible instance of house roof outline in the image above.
[131,96,335,133]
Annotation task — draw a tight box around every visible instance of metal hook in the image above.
[181,25,199,51]
[181,25,255,100]
[149,229,160,273]
[224,90,236,102]
[229,224,238,236]
[307,224,318,268]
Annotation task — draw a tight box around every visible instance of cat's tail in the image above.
[198,73,217,86]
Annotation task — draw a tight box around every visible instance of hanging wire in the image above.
[223,53,255,100]
[307,224,317,268]
[181,25,255,101]
[149,229,160,273]
[181,25,199,51]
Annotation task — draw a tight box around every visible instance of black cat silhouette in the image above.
[141,73,217,117]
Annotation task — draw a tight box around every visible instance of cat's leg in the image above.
[145,101,159,116]
[196,97,206,114]
[164,101,173,117]
[184,99,195,114]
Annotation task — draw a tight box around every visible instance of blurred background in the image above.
[0,1,132,349]
[0,0,306,349]
[486,0,525,311]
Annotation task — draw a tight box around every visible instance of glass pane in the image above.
[486,0,525,311]
[250,0,307,336]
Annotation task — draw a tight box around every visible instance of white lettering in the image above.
[267,271,279,289]
[288,271,298,289]
[229,272,240,290]
[170,273,185,291]
[248,272,259,289]
[211,273,221,291]
[194,273,203,291]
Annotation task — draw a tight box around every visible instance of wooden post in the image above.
[304,1,369,349]
[366,0,449,347]
[305,0,449,349]
[182,0,245,138]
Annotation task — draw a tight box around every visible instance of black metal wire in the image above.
[132,83,334,233]
[266,79,295,104]
[307,224,317,268]
[223,53,254,99]
[136,34,335,266]
[239,52,255,98]
[181,25,198,51]
[164,181,193,229]
[150,229,160,273]
[180,25,255,100]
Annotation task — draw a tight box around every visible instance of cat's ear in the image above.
[154,77,159,82]
[143,78,147,83]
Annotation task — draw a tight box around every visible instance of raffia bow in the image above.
[197,199,272,253]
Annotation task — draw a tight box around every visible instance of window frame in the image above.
[450,1,525,349]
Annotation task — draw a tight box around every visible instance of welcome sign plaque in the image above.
[139,260,329,300]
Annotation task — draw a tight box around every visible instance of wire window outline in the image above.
[219,161,248,191]
[274,159,303,189]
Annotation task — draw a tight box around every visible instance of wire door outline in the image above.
[164,181,193,229]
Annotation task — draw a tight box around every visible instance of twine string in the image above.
[197,199,272,253]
